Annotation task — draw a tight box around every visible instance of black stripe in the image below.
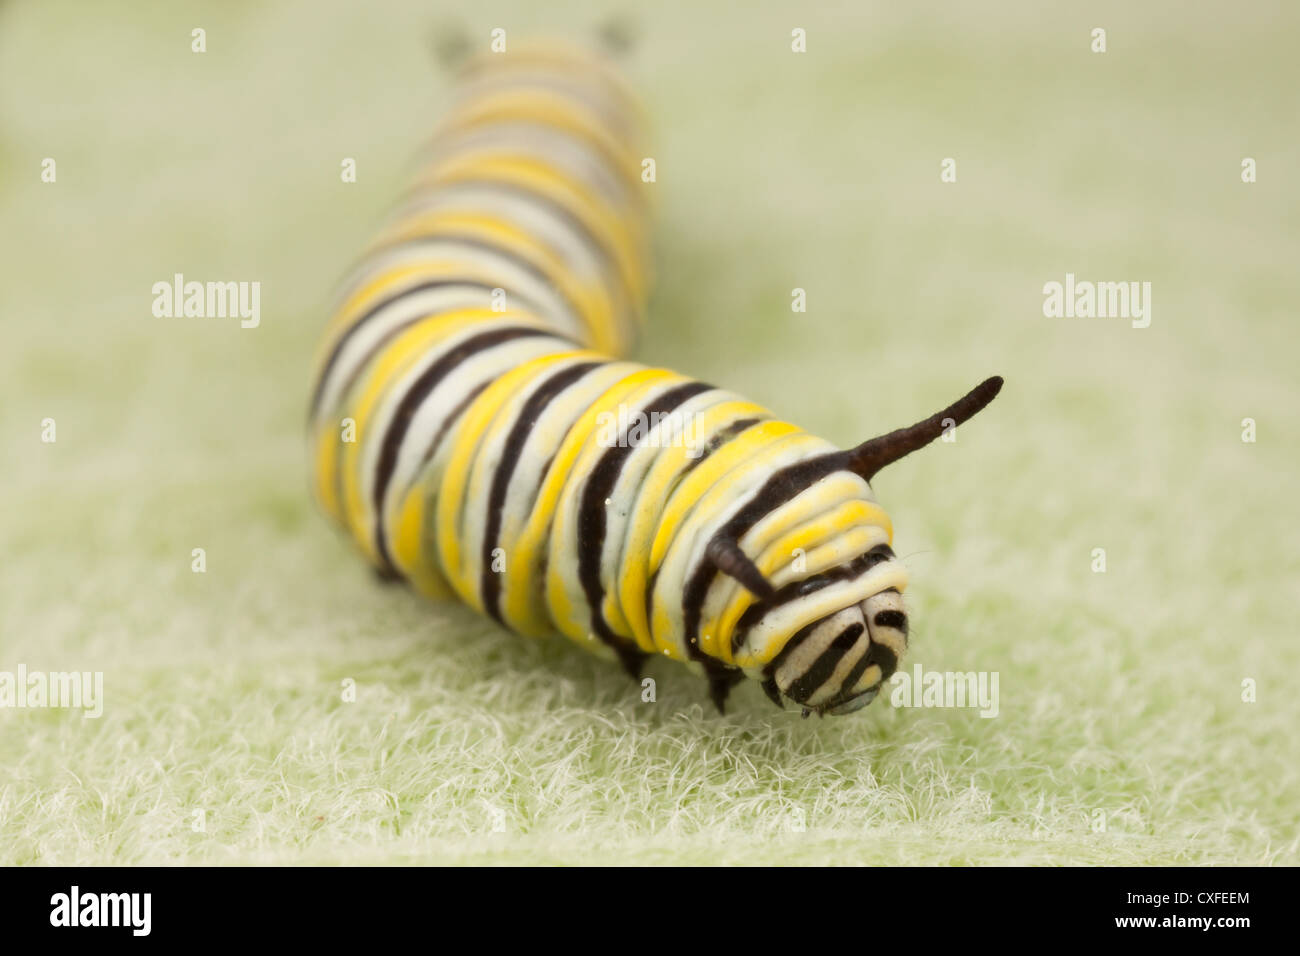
[714,452,853,540]
[729,547,891,652]
[363,234,589,342]
[310,278,553,420]
[479,361,603,621]
[396,179,633,302]
[833,639,879,701]
[872,610,909,636]
[865,641,900,683]
[420,120,639,215]
[637,416,768,660]
[451,66,641,147]
[761,677,783,708]
[575,382,714,648]
[675,451,853,657]
[371,327,554,570]
[861,543,896,569]
[784,623,865,704]
[761,617,820,679]
[389,380,491,573]
[421,381,489,469]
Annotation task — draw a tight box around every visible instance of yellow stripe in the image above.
[647,422,802,573]
[421,149,647,305]
[389,482,453,599]
[435,350,603,608]
[543,370,688,642]
[312,307,520,527]
[379,209,620,354]
[732,562,909,670]
[614,400,770,654]
[458,40,648,135]
[705,502,891,663]
[648,431,825,657]
[420,154,647,330]
[440,89,642,200]
[313,259,515,393]
[502,366,669,636]
[337,314,492,559]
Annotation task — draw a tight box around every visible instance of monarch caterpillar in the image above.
[309,40,1003,717]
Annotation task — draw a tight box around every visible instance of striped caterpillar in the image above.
[308,41,1003,716]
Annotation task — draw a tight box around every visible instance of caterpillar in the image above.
[308,40,1003,717]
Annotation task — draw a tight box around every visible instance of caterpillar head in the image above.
[711,376,1003,716]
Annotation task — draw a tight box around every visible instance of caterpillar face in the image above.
[756,554,910,717]
[308,41,1003,717]
[684,462,912,717]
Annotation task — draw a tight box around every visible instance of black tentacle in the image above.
[705,536,773,599]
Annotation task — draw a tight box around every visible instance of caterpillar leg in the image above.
[760,677,784,709]
[372,564,405,585]
[613,641,649,681]
[705,665,746,715]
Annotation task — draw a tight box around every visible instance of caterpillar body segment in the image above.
[309,43,1003,716]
